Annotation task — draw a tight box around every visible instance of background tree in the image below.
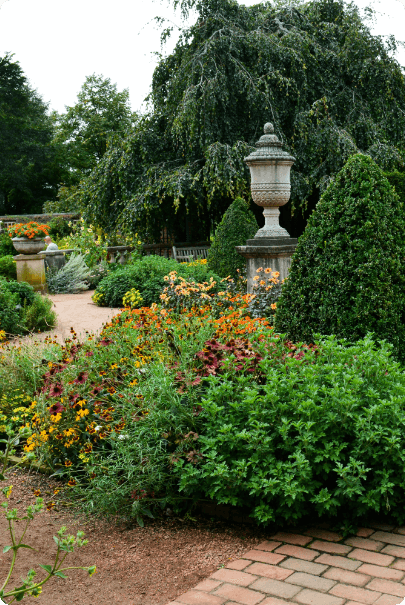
[0,53,60,214]
[77,0,405,242]
[44,74,135,213]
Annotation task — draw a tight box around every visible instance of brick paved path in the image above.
[167,526,405,605]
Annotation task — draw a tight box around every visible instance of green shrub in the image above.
[46,253,92,294]
[0,232,14,256]
[0,288,20,335]
[275,154,405,359]
[207,197,257,278]
[385,169,405,204]
[3,280,35,306]
[176,335,405,525]
[48,216,72,240]
[0,278,55,335]
[94,255,222,307]
[22,293,56,333]
[0,255,17,280]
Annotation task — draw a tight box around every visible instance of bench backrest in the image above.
[172,246,209,262]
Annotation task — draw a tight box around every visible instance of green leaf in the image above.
[11,586,26,602]
[18,544,37,551]
[54,571,67,579]
[3,545,12,553]
[136,515,144,528]
[39,564,53,574]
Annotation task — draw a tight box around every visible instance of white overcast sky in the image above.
[0,0,404,115]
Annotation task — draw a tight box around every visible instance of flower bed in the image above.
[3,267,405,527]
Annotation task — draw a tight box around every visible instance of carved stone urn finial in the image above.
[244,123,295,238]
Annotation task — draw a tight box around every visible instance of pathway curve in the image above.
[168,526,405,605]
[42,290,119,342]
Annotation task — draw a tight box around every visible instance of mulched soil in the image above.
[0,469,262,604]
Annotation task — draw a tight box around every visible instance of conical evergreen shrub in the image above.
[275,154,405,359]
[207,197,257,279]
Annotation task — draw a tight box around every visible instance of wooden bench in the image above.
[172,245,210,263]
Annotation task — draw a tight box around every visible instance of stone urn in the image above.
[244,122,295,238]
[12,237,46,255]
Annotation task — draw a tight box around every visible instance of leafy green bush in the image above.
[46,254,92,294]
[3,279,35,306]
[275,154,405,360]
[0,232,14,256]
[0,288,20,335]
[207,197,257,278]
[22,293,56,333]
[385,170,405,204]
[0,278,55,336]
[176,335,405,525]
[94,255,221,307]
[48,216,72,240]
[0,255,17,280]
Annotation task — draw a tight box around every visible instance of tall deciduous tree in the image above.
[78,0,405,242]
[0,53,59,214]
[44,74,135,213]
[55,75,134,180]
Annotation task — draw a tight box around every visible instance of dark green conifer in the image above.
[275,154,405,359]
[207,197,257,279]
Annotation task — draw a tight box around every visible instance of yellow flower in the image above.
[76,408,90,420]
[271,303,277,310]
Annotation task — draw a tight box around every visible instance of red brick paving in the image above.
[274,545,319,561]
[168,526,405,605]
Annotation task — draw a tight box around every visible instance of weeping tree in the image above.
[78,0,405,242]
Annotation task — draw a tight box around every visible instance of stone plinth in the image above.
[236,237,297,292]
[14,254,47,293]
[41,251,66,273]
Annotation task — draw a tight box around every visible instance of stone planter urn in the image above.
[245,122,295,238]
[12,237,46,255]
[236,122,298,291]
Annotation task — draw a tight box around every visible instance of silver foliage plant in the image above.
[46,254,92,294]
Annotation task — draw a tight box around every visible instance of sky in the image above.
[0,0,405,115]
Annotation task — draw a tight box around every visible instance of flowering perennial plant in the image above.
[60,218,108,269]
[249,267,282,320]
[160,270,252,316]
[7,222,50,239]
[122,288,143,309]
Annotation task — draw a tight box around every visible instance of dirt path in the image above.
[24,290,120,344]
[46,290,119,342]
[0,471,260,605]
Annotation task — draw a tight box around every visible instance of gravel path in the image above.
[27,290,120,343]
[47,290,119,341]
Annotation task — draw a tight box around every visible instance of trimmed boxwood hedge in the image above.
[275,154,405,360]
[207,197,257,279]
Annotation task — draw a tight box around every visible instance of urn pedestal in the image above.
[236,123,297,292]
[14,254,47,293]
